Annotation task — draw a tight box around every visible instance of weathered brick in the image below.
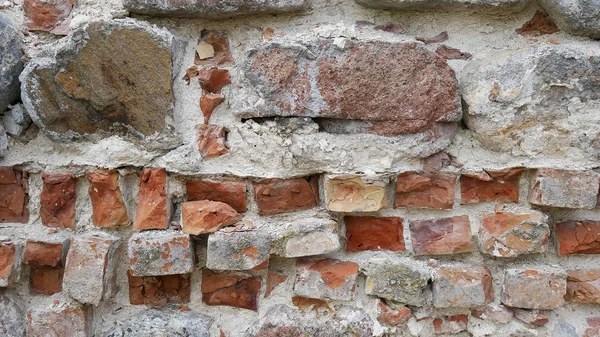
[433,266,493,308]
[565,269,600,304]
[529,169,599,209]
[30,266,63,295]
[556,220,600,255]
[395,172,457,209]
[363,260,431,306]
[24,239,68,295]
[479,212,549,257]
[253,177,318,215]
[87,169,130,228]
[23,0,75,35]
[275,217,340,258]
[265,272,288,298]
[294,258,359,301]
[187,178,247,212]
[325,175,387,212]
[471,304,513,324]
[198,68,230,94]
[195,31,233,66]
[0,238,23,287]
[344,216,404,252]
[40,172,76,229]
[200,93,224,122]
[503,268,567,309]
[377,300,412,326]
[181,200,242,235]
[586,327,600,337]
[513,308,549,328]
[134,168,170,231]
[63,232,121,305]
[198,124,229,159]
[128,270,191,307]
[433,314,468,335]
[0,167,29,223]
[516,10,560,36]
[410,215,473,255]
[460,168,524,204]
[26,296,91,337]
[201,269,260,311]
[129,231,194,276]
[206,230,271,270]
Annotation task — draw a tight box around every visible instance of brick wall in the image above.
[0,0,600,336]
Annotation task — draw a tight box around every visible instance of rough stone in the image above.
[87,169,130,228]
[182,200,242,235]
[325,175,387,212]
[200,94,225,122]
[565,269,600,304]
[461,46,600,161]
[479,212,549,257]
[355,0,528,12]
[0,167,29,223]
[516,10,560,36]
[40,172,76,229]
[460,168,524,204]
[128,271,191,307]
[239,40,461,137]
[395,172,457,209]
[377,300,412,326]
[363,260,432,306]
[410,215,474,255]
[4,104,32,137]
[26,297,91,337]
[134,168,170,231]
[433,314,468,335]
[344,216,405,252]
[538,0,600,39]
[105,309,213,337]
[23,0,76,35]
[529,169,600,209]
[294,258,359,301]
[63,232,121,305]
[201,269,261,311]
[0,292,25,337]
[21,19,180,149]
[275,217,341,258]
[265,272,288,298]
[556,220,600,255]
[513,308,549,328]
[253,177,318,215]
[503,268,567,309]
[0,238,23,287]
[128,231,194,276]
[433,266,494,308]
[206,230,271,270]
[198,124,229,159]
[0,14,23,113]
[187,179,247,212]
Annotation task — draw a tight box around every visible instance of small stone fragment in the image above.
[555,220,600,255]
[0,238,23,287]
[363,260,432,306]
[513,308,549,328]
[292,296,333,315]
[529,169,600,209]
[516,10,560,36]
[344,216,405,252]
[181,200,242,235]
[395,171,457,209]
[433,314,468,335]
[134,167,170,231]
[128,271,191,307]
[129,231,194,276]
[253,177,318,215]
[206,230,271,270]
[196,42,215,60]
[40,172,76,229]
[195,31,233,66]
[0,167,29,223]
[479,212,549,257]
[436,45,472,60]
[4,104,32,137]
[198,124,229,158]
[416,31,449,44]
[294,258,359,301]
[460,168,524,204]
[375,22,407,34]
[187,179,247,212]
[410,215,473,255]
[200,94,225,122]
[23,0,76,35]
[276,217,341,258]
[503,268,567,309]
[377,300,412,326]
[26,296,91,337]
[433,266,494,308]
[87,169,130,228]
[325,175,387,212]
[199,68,231,94]
[565,269,600,304]
[201,269,261,311]
[265,272,287,298]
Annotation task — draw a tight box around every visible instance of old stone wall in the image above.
[0,0,599,336]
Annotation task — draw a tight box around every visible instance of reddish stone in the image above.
[0,167,29,223]
[516,10,560,36]
[503,268,567,309]
[30,266,63,295]
[201,269,261,311]
[565,269,600,304]
[200,93,225,122]
[460,168,524,204]
[513,308,549,328]
[187,179,247,212]
[377,300,412,326]
[423,152,461,171]
[556,220,600,255]
[128,270,191,307]
[410,215,473,255]
[433,314,468,334]
[395,172,457,209]
[198,68,230,94]
[181,200,242,235]
[253,177,318,215]
[479,212,549,257]
[344,216,404,252]
[24,241,64,267]
[589,317,600,327]
[435,45,472,60]
[195,31,233,66]
[87,169,130,228]
[40,172,76,229]
[23,0,76,35]
[529,168,599,209]
[133,168,169,231]
[375,22,407,34]
[433,266,494,308]
[294,258,359,301]
[265,272,288,298]
[198,124,229,159]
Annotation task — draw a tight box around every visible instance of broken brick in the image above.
[200,93,225,123]
[410,215,473,255]
[516,10,560,36]
[0,167,29,223]
[433,266,494,308]
[294,258,359,301]
[129,231,194,276]
[253,177,318,215]
[325,175,387,212]
[201,269,260,311]
[40,172,76,229]
[128,270,191,307]
[377,300,412,326]
[181,200,242,235]
[206,230,271,270]
[134,168,170,231]
[460,168,524,204]
[529,169,599,209]
[344,216,404,252]
[187,178,247,212]
[198,124,229,159]
[503,268,567,309]
[479,212,549,257]
[565,269,600,304]
[265,272,288,298]
[198,67,231,94]
[555,220,600,255]
[87,169,130,228]
[395,172,457,209]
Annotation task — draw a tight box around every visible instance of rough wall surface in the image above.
[0,0,599,336]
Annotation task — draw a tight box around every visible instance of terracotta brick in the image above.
[87,169,130,228]
[26,297,91,337]
[556,220,600,255]
[253,177,318,215]
[294,258,359,301]
[128,270,191,307]
[195,31,233,66]
[30,266,63,295]
[40,172,76,229]
[344,216,404,252]
[565,269,600,304]
[0,167,29,223]
[460,168,524,204]
[0,239,23,287]
[201,269,261,311]
[134,168,170,231]
[187,179,247,212]
[479,212,549,257]
[503,268,567,309]
[200,93,224,122]
[265,272,287,298]
[23,0,76,35]
[395,172,457,209]
[291,296,333,315]
[325,175,387,212]
[433,314,468,335]
[433,266,493,308]
[410,215,473,255]
[181,200,242,235]
[377,300,412,326]
[24,240,66,267]
[198,67,230,94]
[206,230,271,271]
[198,124,229,158]
[129,231,194,276]
[529,168,599,209]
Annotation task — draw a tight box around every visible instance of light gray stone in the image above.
[275,217,340,258]
[0,292,25,337]
[363,259,432,306]
[539,0,600,39]
[355,0,529,12]
[0,13,23,113]
[128,231,194,276]
[105,309,213,337]
[206,230,271,270]
[4,104,31,137]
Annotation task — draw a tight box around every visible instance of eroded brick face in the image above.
[410,215,473,255]
[253,177,318,215]
[87,169,130,228]
[0,167,29,223]
[503,268,567,309]
[460,168,523,204]
[325,175,387,212]
[26,299,91,337]
[201,269,261,311]
[128,231,194,276]
[294,258,359,301]
[128,271,191,307]
[24,240,67,295]
[395,172,457,209]
[377,301,412,326]
[23,0,75,35]
[556,220,600,255]
[0,239,22,287]
[479,212,549,257]
[181,200,242,235]
[529,169,600,209]
[433,266,494,308]
[198,124,229,159]
[134,168,169,231]
[565,269,600,304]
[344,216,404,252]
[40,172,76,229]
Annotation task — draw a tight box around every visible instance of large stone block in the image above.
[21,19,181,149]
[0,14,23,113]
[539,0,600,39]
[355,0,529,12]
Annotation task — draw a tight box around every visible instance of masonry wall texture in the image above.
[0,0,600,336]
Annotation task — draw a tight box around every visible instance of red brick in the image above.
[344,216,404,252]
[433,266,494,308]
[294,258,359,301]
[200,93,224,122]
[0,239,22,287]
[565,269,600,304]
[87,169,130,228]
[253,177,318,215]
[23,0,75,35]
[0,167,29,223]
[529,168,599,209]
[201,269,261,311]
[198,67,230,94]
[30,266,63,295]
[181,200,241,235]
[433,314,468,334]
[265,272,287,298]
[198,124,229,159]
[586,327,600,337]
[460,168,524,204]
[410,215,473,255]
[503,268,566,309]
[377,300,411,326]
[479,212,549,257]
[40,172,76,229]
[395,172,457,209]
[128,270,191,307]
[134,168,170,231]
[187,179,247,212]
[556,220,600,255]
[24,241,64,267]
[195,31,233,66]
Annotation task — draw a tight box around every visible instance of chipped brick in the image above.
[129,231,194,276]
[206,230,271,270]
[460,168,524,204]
[556,220,600,255]
[565,269,600,304]
[529,169,600,209]
[325,175,387,212]
[201,269,260,311]
[294,258,359,301]
[40,172,76,229]
[253,177,318,215]
[503,268,566,309]
[410,215,473,255]
[181,200,242,235]
[433,266,494,308]
[395,172,456,209]
[0,167,29,223]
[87,169,130,228]
[134,168,170,231]
[479,212,549,257]
[187,179,247,212]
[344,216,404,252]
